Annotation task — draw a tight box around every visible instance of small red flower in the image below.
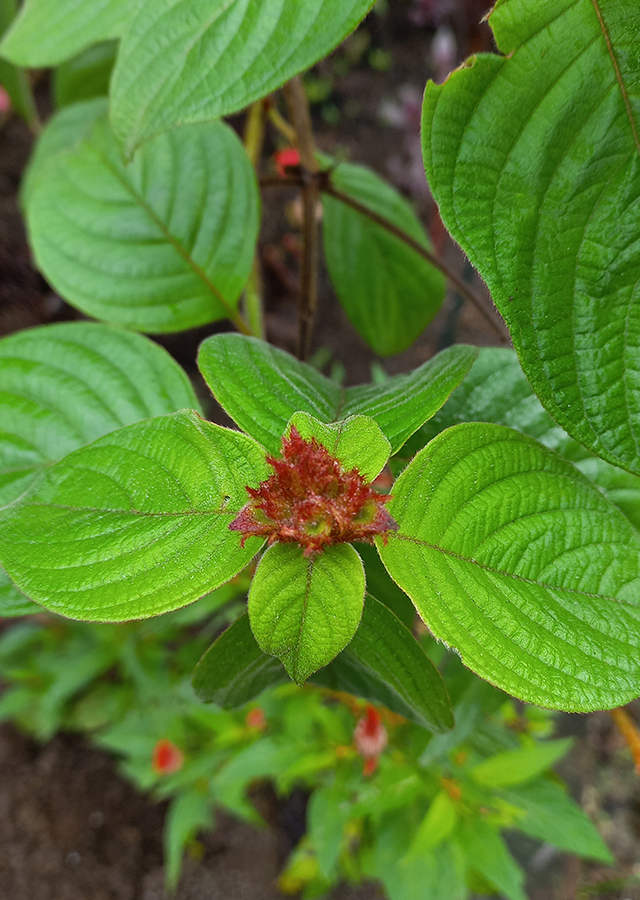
[152,739,184,775]
[274,146,301,177]
[229,427,397,556]
[354,705,388,776]
[245,707,267,730]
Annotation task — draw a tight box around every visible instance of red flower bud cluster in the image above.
[229,427,397,556]
[152,738,184,775]
[354,705,388,776]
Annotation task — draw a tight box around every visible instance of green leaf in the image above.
[418,347,640,532]
[0,321,200,508]
[248,542,365,683]
[404,790,457,860]
[354,543,416,628]
[164,790,214,890]
[308,779,350,879]
[501,780,613,864]
[470,739,572,788]
[26,102,259,333]
[0,0,37,126]
[0,411,269,621]
[377,423,640,711]
[323,162,445,355]
[314,595,453,732]
[287,412,390,482]
[0,569,39,617]
[422,0,640,475]
[198,333,476,455]
[0,0,130,67]
[192,613,288,709]
[53,41,117,109]
[456,818,526,900]
[110,0,376,158]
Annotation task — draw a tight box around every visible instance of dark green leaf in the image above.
[53,41,117,108]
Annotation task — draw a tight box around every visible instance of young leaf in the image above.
[192,613,288,709]
[287,412,391,482]
[25,101,259,333]
[0,321,200,507]
[323,162,445,356]
[377,423,640,712]
[470,739,573,788]
[0,411,269,621]
[501,780,613,864]
[110,0,376,157]
[456,818,526,900]
[404,790,457,860]
[0,0,130,67]
[315,595,453,732]
[423,0,640,475]
[53,41,117,109]
[198,333,476,455]
[418,347,640,532]
[248,543,365,684]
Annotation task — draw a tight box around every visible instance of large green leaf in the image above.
[26,100,259,333]
[110,0,376,157]
[288,412,390,482]
[377,423,640,711]
[0,411,269,621]
[198,333,476,455]
[0,0,130,67]
[323,162,446,356]
[417,347,640,531]
[0,321,199,508]
[248,542,365,683]
[422,0,640,475]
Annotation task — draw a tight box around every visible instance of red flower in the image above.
[245,707,267,730]
[229,427,397,556]
[152,739,184,775]
[274,146,301,177]
[354,705,388,776]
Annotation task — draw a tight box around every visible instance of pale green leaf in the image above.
[110,0,376,157]
[248,542,365,683]
[53,41,117,109]
[26,101,259,332]
[422,0,640,474]
[0,0,130,67]
[471,739,572,788]
[287,412,390,482]
[0,411,269,621]
[198,333,476,455]
[323,161,446,355]
[404,790,457,860]
[377,423,640,711]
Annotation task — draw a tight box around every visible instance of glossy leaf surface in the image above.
[26,101,259,332]
[248,543,365,684]
[0,411,269,621]
[422,0,640,474]
[198,333,476,455]
[378,423,640,711]
[323,162,445,355]
[111,0,376,157]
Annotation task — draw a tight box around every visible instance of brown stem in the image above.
[284,77,320,360]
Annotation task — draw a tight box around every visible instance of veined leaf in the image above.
[287,412,390,482]
[0,411,269,621]
[418,347,640,531]
[26,100,259,333]
[0,0,130,67]
[323,161,446,356]
[423,0,640,474]
[377,423,640,711]
[110,0,376,157]
[198,333,476,455]
[248,542,365,684]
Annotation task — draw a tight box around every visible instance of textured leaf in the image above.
[26,100,259,332]
[0,411,269,621]
[110,0,376,157]
[501,780,613,864]
[53,41,117,109]
[471,739,572,788]
[418,347,640,531]
[377,423,640,711]
[323,162,446,355]
[314,595,453,732]
[248,542,365,683]
[288,412,390,482]
[198,333,476,455]
[0,321,199,508]
[422,0,640,474]
[0,0,130,67]
[192,613,287,708]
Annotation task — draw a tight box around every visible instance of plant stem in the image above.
[267,104,297,145]
[284,76,320,361]
[242,101,267,340]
